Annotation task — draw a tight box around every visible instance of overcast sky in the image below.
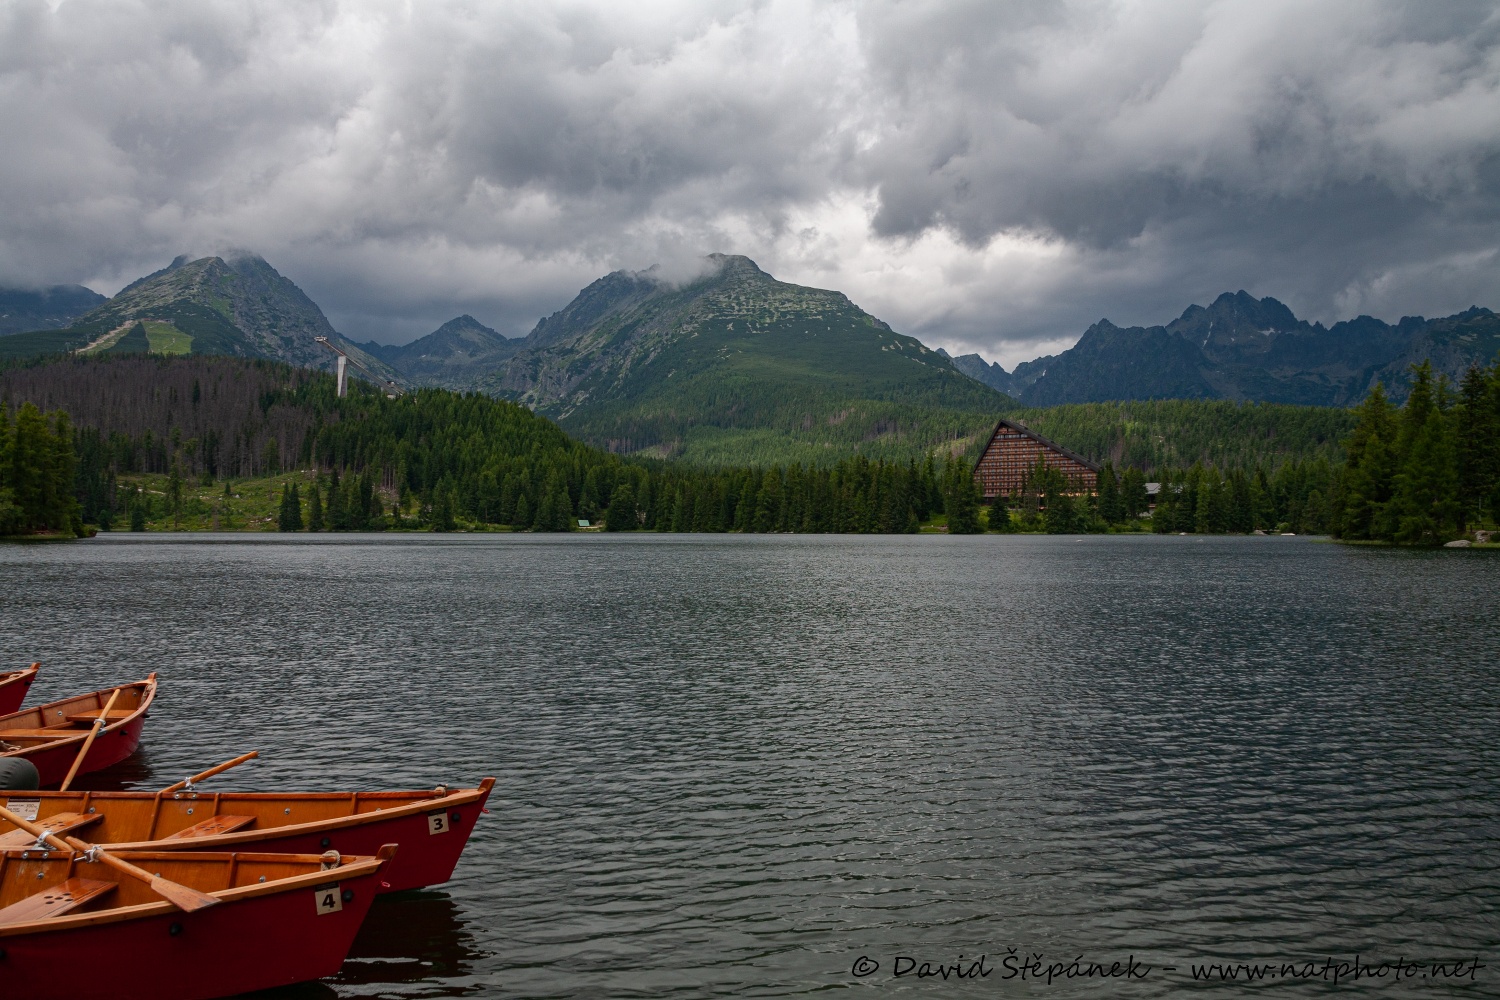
[3,1,1498,367]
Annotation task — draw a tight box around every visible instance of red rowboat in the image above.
[0,676,155,787]
[0,778,495,893]
[0,845,395,1000]
[0,663,38,715]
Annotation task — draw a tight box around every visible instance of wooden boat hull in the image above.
[1,778,494,893]
[0,676,156,787]
[0,664,38,715]
[0,848,391,1000]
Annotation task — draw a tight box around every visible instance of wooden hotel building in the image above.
[972,418,1100,502]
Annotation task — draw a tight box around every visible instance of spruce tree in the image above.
[605,483,636,531]
[166,459,184,529]
[945,458,983,534]
[1456,364,1499,528]
[1121,466,1148,519]
[278,482,304,531]
[1097,461,1122,524]
[327,468,349,530]
[307,481,325,531]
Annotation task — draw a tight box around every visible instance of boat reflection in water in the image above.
[334,890,483,988]
[60,747,158,791]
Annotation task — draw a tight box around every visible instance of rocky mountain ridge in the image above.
[955,291,1498,406]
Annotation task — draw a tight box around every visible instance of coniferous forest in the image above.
[0,400,79,535]
[1,353,1496,543]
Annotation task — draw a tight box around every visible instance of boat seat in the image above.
[64,710,133,725]
[0,878,117,925]
[0,812,103,846]
[161,815,257,839]
[0,729,78,739]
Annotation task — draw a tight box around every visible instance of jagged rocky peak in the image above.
[1168,290,1304,350]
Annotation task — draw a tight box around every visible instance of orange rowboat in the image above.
[0,664,38,715]
[0,778,495,893]
[0,845,395,1000]
[0,676,155,788]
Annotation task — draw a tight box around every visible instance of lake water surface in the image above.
[1,533,1497,997]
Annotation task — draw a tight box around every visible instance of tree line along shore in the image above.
[1,354,1496,544]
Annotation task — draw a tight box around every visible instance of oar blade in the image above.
[149,876,221,912]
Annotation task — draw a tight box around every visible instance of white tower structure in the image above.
[336,355,348,397]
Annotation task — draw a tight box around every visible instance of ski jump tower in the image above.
[313,337,404,398]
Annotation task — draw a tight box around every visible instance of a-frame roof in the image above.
[979,417,1102,472]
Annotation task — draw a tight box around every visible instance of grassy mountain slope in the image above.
[487,254,1015,465]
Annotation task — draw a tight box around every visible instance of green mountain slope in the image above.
[0,254,398,381]
[486,254,1015,464]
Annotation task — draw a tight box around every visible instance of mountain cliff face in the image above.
[362,315,521,390]
[0,285,106,335]
[963,292,1498,406]
[486,253,1011,460]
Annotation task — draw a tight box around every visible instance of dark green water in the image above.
[1,534,1496,997]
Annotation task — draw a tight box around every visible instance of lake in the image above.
[1,533,1496,997]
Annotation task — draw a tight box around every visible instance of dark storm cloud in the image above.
[1,0,1496,360]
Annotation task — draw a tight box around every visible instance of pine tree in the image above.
[1097,461,1122,524]
[307,480,325,531]
[945,458,983,534]
[1390,366,1458,544]
[1044,490,1076,533]
[166,459,184,529]
[1456,363,1500,529]
[605,482,636,531]
[327,468,349,530]
[752,469,783,532]
[278,482,304,531]
[1121,466,1148,519]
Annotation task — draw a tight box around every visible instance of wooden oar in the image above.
[0,803,220,912]
[58,688,120,792]
[160,751,260,794]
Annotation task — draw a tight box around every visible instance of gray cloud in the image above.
[1,0,1497,361]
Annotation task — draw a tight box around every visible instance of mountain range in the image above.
[947,291,1499,406]
[3,252,1497,466]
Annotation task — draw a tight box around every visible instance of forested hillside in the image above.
[1011,400,1357,470]
[7,354,1490,542]
[0,354,978,534]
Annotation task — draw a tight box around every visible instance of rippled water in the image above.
[1,534,1497,997]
